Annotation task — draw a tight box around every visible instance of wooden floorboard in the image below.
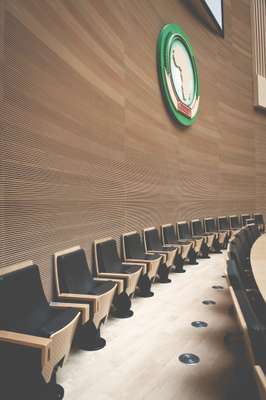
[58,253,250,400]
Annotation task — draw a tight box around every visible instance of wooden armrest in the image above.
[0,330,51,349]
[122,262,146,267]
[147,250,168,255]
[58,292,98,300]
[0,330,51,367]
[124,258,149,264]
[58,293,99,313]
[97,272,129,280]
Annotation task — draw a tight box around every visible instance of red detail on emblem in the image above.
[177,101,192,118]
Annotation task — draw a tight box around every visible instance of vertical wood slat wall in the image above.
[251,0,266,108]
[1,0,266,300]
[251,0,266,78]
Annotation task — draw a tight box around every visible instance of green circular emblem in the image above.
[157,24,200,126]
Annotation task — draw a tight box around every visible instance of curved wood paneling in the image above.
[0,0,266,299]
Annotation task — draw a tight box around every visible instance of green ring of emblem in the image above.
[157,24,200,126]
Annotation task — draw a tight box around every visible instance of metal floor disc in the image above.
[179,353,200,364]
[212,285,224,290]
[202,300,216,305]
[191,321,208,328]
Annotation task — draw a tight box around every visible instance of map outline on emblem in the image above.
[157,24,200,126]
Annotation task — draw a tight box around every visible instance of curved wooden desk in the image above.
[251,234,266,302]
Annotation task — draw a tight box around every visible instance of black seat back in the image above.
[229,236,250,269]
[235,289,266,372]
[124,233,145,259]
[242,214,251,226]
[144,228,162,251]
[205,218,217,233]
[96,239,122,273]
[227,258,246,291]
[191,219,204,236]
[254,213,265,225]
[57,249,94,294]
[177,222,191,239]
[245,224,260,244]
[230,215,241,229]
[250,224,260,240]
[242,226,256,248]
[0,264,49,331]
[218,216,230,230]
[253,213,265,233]
[162,225,178,244]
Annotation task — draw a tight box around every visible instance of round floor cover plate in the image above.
[179,353,200,364]
[202,300,216,305]
[212,285,224,290]
[191,321,208,328]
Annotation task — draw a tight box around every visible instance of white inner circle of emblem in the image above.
[170,40,195,106]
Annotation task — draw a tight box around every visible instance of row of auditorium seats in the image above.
[226,221,266,400]
[0,213,264,399]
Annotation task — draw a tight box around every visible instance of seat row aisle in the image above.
[0,213,264,399]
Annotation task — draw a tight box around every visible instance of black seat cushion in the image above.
[57,249,116,295]
[33,308,78,338]
[162,245,176,251]
[142,253,160,260]
[84,280,116,295]
[163,226,178,244]
[144,229,163,251]
[0,265,78,338]
[122,264,142,274]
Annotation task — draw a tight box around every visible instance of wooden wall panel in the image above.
[1,0,266,299]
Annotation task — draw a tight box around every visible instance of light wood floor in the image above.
[58,253,244,400]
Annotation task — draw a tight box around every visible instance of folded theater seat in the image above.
[203,217,225,252]
[176,221,206,258]
[0,261,80,400]
[121,231,162,296]
[229,232,252,270]
[229,286,266,400]
[54,246,118,350]
[190,219,215,257]
[94,237,147,304]
[160,223,198,265]
[241,213,251,226]
[229,215,242,234]
[242,224,260,249]
[143,226,184,279]
[226,257,256,291]
[253,213,265,233]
